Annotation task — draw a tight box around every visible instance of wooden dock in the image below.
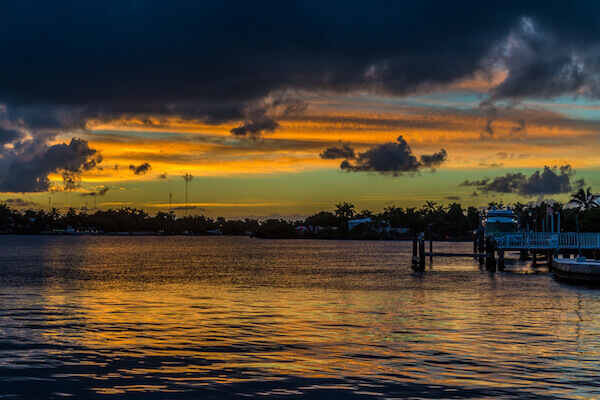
[412,232,600,272]
[496,232,600,251]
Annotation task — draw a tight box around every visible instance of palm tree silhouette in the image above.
[335,202,355,219]
[423,201,438,214]
[486,201,500,210]
[567,187,600,210]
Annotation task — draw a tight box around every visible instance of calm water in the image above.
[1,236,599,399]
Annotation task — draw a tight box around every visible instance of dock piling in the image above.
[485,236,496,271]
[428,225,433,263]
[419,233,426,270]
[498,250,505,271]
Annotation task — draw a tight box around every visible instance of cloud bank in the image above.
[129,162,151,175]
[339,136,447,175]
[2,2,600,128]
[1,2,600,192]
[461,165,585,196]
[319,145,356,160]
[0,136,101,193]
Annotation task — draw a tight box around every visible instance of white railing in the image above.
[496,233,600,249]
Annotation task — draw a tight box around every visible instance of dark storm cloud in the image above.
[80,186,109,197]
[461,165,584,196]
[2,1,600,126]
[340,136,446,175]
[320,144,356,160]
[0,1,599,188]
[0,128,24,145]
[230,96,306,138]
[419,149,448,168]
[486,16,600,100]
[129,162,151,175]
[0,137,102,193]
[230,118,279,138]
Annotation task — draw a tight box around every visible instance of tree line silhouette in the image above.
[1,188,599,239]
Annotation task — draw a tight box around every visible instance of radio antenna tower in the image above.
[182,173,193,216]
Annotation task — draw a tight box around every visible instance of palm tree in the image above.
[567,187,600,210]
[356,209,373,218]
[486,201,499,210]
[423,201,437,214]
[334,202,355,219]
[384,205,403,216]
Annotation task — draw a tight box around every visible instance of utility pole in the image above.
[182,173,193,216]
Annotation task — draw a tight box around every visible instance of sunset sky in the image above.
[1,1,600,218]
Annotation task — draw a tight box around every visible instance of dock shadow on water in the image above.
[1,236,599,399]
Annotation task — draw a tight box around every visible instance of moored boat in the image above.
[482,207,519,237]
[553,257,600,284]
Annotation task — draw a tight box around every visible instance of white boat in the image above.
[482,207,519,237]
[553,257,600,283]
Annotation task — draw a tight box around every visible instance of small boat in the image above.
[553,257,600,284]
[482,206,519,237]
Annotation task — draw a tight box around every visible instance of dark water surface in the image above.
[1,236,599,399]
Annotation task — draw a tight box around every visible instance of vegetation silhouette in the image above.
[1,189,599,238]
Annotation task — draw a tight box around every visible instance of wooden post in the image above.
[485,236,496,272]
[419,233,426,270]
[428,224,433,262]
[412,235,418,267]
[532,252,537,267]
[478,227,485,253]
[478,228,485,265]
[490,238,496,272]
[498,250,505,271]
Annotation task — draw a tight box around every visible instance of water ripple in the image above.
[0,236,599,398]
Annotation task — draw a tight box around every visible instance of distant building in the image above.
[294,225,322,235]
[347,217,372,230]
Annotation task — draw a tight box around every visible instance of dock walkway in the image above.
[412,232,600,272]
[496,232,600,251]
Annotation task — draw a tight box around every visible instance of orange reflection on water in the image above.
[2,236,598,398]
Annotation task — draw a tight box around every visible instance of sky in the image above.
[1,1,600,218]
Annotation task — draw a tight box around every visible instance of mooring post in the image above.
[419,233,426,270]
[428,224,433,262]
[412,235,418,268]
[477,228,485,265]
[478,227,485,253]
[413,235,418,267]
[532,252,537,266]
[473,231,478,253]
[485,236,496,271]
[498,250,505,271]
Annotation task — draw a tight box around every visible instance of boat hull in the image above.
[553,258,600,284]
